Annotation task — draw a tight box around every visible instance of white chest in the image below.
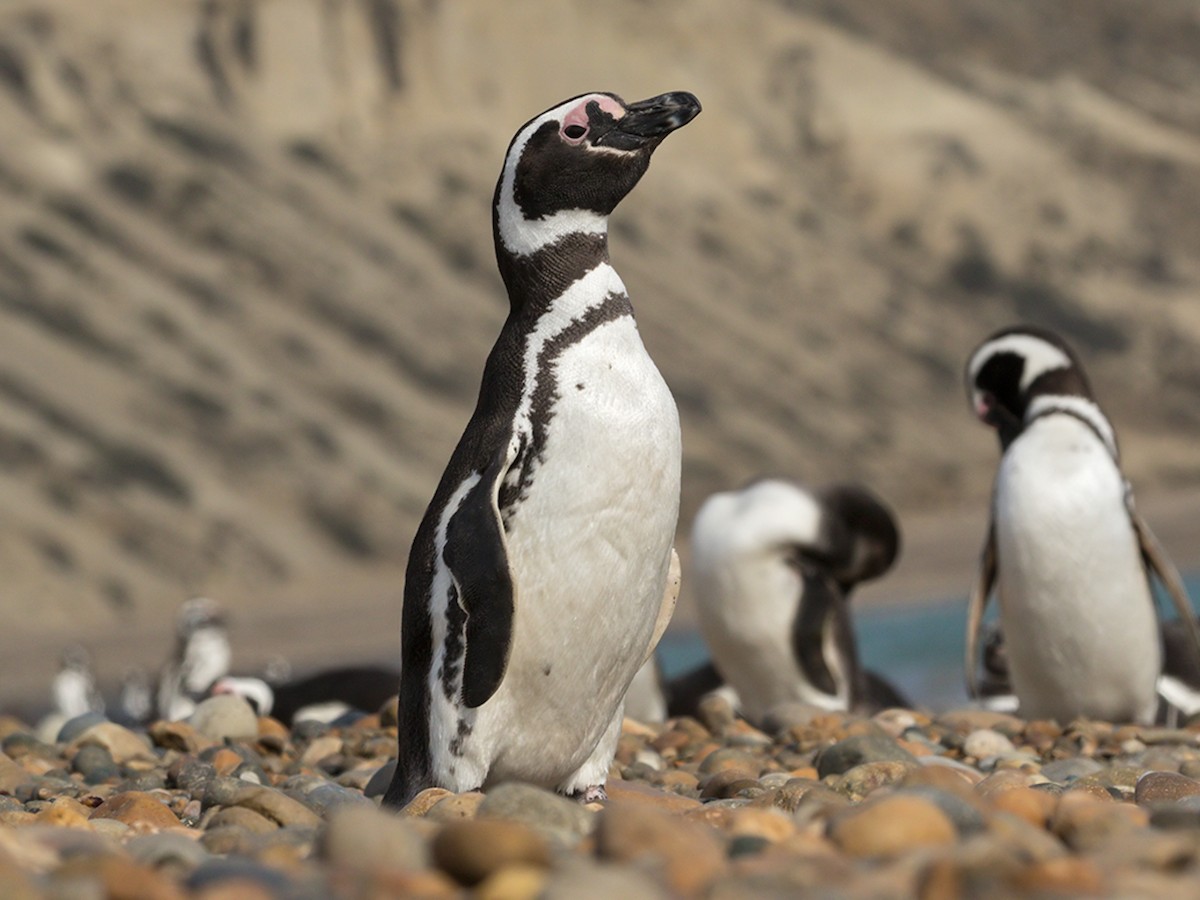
[993,416,1159,721]
[452,307,680,787]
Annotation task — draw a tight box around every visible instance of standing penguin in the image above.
[156,597,232,721]
[52,644,104,720]
[384,91,700,806]
[964,325,1200,723]
[688,478,904,724]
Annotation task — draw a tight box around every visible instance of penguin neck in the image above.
[495,227,613,318]
[1023,393,1119,461]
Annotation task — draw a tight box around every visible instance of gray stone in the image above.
[57,712,109,744]
[899,786,988,835]
[185,857,295,893]
[763,705,830,739]
[541,857,667,900]
[364,759,396,798]
[203,775,248,808]
[696,693,737,734]
[126,831,211,872]
[169,758,216,800]
[477,782,593,846]
[815,734,917,778]
[838,761,916,798]
[2,732,57,762]
[115,770,167,793]
[18,823,118,859]
[1135,771,1200,807]
[205,806,279,834]
[227,784,322,828]
[1148,800,1200,831]
[321,803,431,871]
[1040,757,1105,784]
[962,729,1015,759]
[68,722,156,764]
[188,695,258,743]
[70,744,119,784]
[281,776,372,817]
[917,755,984,781]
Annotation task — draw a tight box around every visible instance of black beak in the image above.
[597,91,701,149]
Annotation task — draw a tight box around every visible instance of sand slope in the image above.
[0,1,1198,697]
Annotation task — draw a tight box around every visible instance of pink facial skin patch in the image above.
[563,94,625,132]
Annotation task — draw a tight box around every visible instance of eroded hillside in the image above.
[1,0,1198,630]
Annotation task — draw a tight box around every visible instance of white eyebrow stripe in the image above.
[495,94,624,257]
[968,333,1072,391]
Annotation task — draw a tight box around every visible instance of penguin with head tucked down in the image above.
[964,325,1200,724]
[384,90,700,806]
[683,478,905,724]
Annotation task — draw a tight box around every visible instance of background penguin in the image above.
[978,616,1200,723]
[681,478,906,725]
[384,90,700,807]
[51,644,104,720]
[211,664,399,726]
[156,597,232,721]
[964,325,1200,724]
[115,667,154,727]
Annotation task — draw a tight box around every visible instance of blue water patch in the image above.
[658,572,1200,712]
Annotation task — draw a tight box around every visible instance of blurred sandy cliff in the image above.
[0,1,1198,656]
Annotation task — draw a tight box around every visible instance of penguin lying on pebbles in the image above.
[964,325,1200,724]
[211,664,399,726]
[384,90,700,807]
[676,478,906,725]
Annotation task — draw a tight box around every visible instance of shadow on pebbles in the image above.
[1,694,1200,896]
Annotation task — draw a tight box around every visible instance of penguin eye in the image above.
[562,124,588,142]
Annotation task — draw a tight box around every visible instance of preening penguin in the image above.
[688,478,904,724]
[384,91,699,806]
[964,325,1200,724]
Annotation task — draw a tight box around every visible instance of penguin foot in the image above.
[575,784,607,803]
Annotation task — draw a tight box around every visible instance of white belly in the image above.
[994,417,1159,724]
[691,484,845,721]
[450,316,680,787]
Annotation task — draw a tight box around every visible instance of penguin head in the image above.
[494,91,701,257]
[695,478,853,583]
[965,325,1093,449]
[816,484,901,591]
[176,596,226,638]
[59,643,93,674]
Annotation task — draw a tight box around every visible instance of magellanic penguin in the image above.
[688,478,905,725]
[211,664,399,726]
[964,325,1200,724]
[156,597,232,721]
[383,91,700,807]
[52,644,104,719]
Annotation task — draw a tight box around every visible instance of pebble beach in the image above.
[2,693,1200,898]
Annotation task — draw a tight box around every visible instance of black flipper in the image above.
[964,523,997,700]
[1129,499,1200,683]
[863,670,910,710]
[792,570,860,703]
[444,447,517,709]
[662,661,726,719]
